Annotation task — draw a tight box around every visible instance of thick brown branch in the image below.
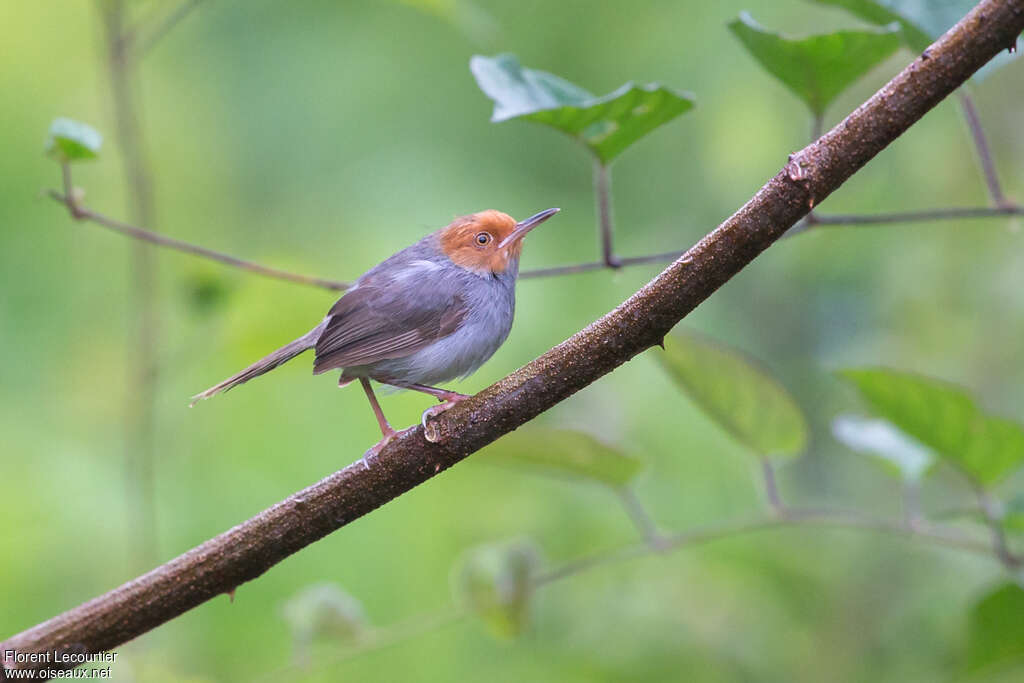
[6,0,1023,674]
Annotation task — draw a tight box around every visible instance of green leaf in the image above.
[45,117,102,162]
[839,369,1024,486]
[282,583,366,661]
[966,583,1024,674]
[470,54,695,164]
[809,0,1021,80]
[657,331,809,460]
[483,428,642,487]
[454,539,539,639]
[729,13,901,116]
[832,414,934,481]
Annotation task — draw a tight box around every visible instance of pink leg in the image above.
[358,378,412,468]
[383,382,469,404]
[380,382,471,429]
[361,377,394,437]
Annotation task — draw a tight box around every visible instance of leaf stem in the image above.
[593,161,621,268]
[761,459,785,515]
[615,486,666,549]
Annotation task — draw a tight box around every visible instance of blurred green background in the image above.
[2,1,1022,681]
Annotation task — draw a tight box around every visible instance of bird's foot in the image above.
[359,425,415,469]
[420,394,470,442]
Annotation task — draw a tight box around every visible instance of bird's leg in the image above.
[397,383,471,429]
[358,377,412,468]
[378,381,470,429]
[403,383,470,404]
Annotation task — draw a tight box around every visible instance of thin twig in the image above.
[51,178,1018,288]
[48,185,350,291]
[269,504,1011,672]
[902,481,922,529]
[959,92,1010,208]
[520,250,685,279]
[535,506,999,587]
[130,0,209,57]
[593,161,620,268]
[614,486,666,549]
[974,487,1021,569]
[809,206,1022,225]
[761,459,785,515]
[522,203,1021,279]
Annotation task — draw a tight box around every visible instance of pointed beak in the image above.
[499,208,560,248]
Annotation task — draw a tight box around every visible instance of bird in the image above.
[191,207,560,465]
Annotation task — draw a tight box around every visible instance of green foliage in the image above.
[966,583,1024,674]
[483,428,642,487]
[809,0,1021,79]
[657,331,808,460]
[729,13,901,116]
[454,539,539,639]
[282,583,366,663]
[831,414,934,481]
[45,117,102,162]
[839,369,1024,486]
[470,54,695,163]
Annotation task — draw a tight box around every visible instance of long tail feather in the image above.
[190,321,327,406]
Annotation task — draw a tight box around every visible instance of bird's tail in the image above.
[190,321,327,407]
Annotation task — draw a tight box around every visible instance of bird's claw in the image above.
[359,426,415,469]
[420,395,469,442]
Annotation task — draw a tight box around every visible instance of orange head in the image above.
[439,208,559,276]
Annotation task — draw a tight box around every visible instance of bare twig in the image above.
[48,183,350,291]
[262,501,1007,675]
[6,1,1023,673]
[51,179,1018,289]
[975,487,1021,569]
[761,459,785,515]
[536,506,998,587]
[520,249,686,279]
[902,481,922,529]
[614,487,666,549]
[810,205,1022,225]
[130,0,209,57]
[593,161,620,268]
[959,92,1011,208]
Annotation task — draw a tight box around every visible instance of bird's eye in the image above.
[475,232,492,246]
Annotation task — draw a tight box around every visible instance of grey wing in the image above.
[312,282,466,374]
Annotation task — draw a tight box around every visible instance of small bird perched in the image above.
[192,207,559,463]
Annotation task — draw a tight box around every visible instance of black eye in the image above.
[475,232,492,246]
